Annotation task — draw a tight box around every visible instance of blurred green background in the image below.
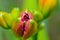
[0,0,60,40]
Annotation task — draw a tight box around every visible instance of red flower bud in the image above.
[12,11,37,40]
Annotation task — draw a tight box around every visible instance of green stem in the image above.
[32,22,40,40]
[32,32,38,40]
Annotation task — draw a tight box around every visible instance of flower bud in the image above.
[12,11,37,40]
[33,11,43,22]
[39,0,57,17]
[0,12,8,29]
[2,12,13,28]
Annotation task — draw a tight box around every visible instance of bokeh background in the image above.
[0,0,60,40]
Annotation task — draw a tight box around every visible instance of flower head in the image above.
[12,11,37,39]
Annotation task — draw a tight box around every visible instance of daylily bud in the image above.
[33,11,43,22]
[39,0,57,17]
[2,12,13,28]
[0,12,8,29]
[0,8,20,29]
[12,11,37,40]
